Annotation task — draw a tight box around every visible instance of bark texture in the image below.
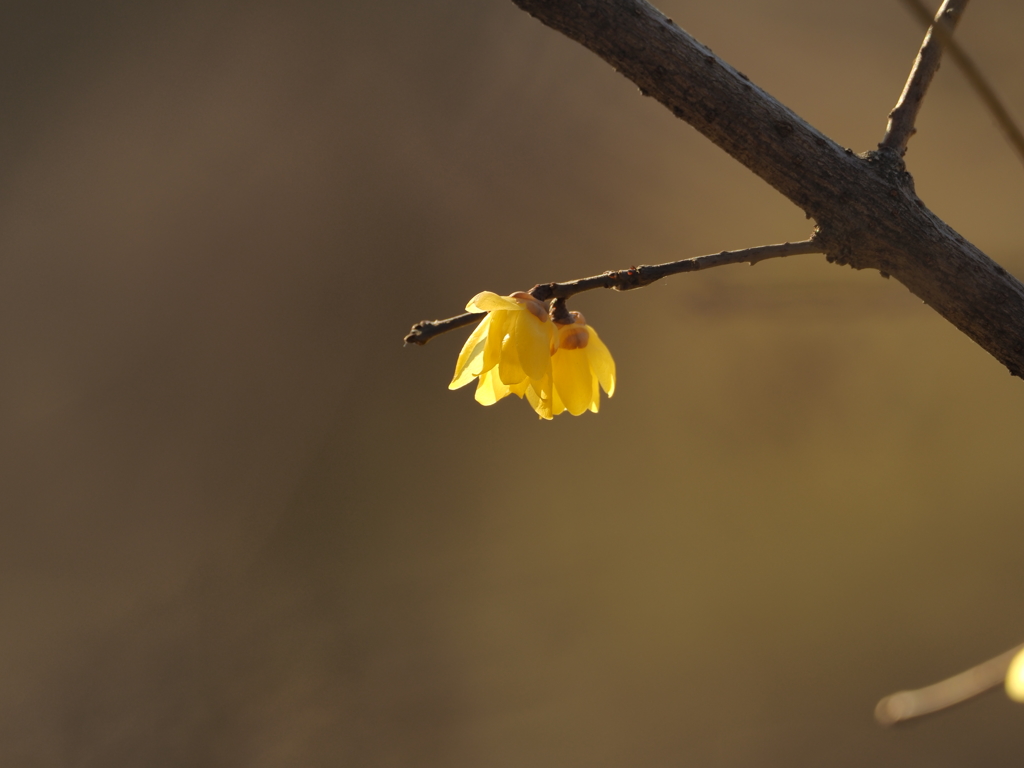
[510,0,1024,377]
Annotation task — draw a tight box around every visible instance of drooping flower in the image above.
[449,291,554,408]
[1006,647,1024,702]
[540,310,616,418]
[449,292,615,420]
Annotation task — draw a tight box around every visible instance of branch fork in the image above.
[406,0,1024,377]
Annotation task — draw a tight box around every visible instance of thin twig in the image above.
[881,0,968,156]
[528,239,821,300]
[875,643,1024,726]
[404,239,822,345]
[892,0,1024,167]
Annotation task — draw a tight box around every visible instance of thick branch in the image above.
[881,0,968,156]
[404,240,820,345]
[507,0,1024,377]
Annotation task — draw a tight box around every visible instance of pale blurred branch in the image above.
[404,239,821,345]
[881,0,968,156]
[875,643,1024,725]
[896,0,1024,166]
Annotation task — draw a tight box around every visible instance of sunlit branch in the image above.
[875,642,1024,726]
[404,238,821,345]
[881,0,968,156]
[893,0,1024,167]
[405,0,1024,376]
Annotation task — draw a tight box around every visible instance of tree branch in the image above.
[404,239,822,345]
[502,0,1024,378]
[896,0,1024,166]
[531,238,821,299]
[881,0,968,156]
[875,643,1024,725]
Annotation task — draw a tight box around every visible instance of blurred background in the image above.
[1,0,1023,765]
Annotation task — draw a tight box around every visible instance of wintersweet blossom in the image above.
[540,311,616,418]
[449,292,615,419]
[1006,647,1024,702]
[449,291,554,408]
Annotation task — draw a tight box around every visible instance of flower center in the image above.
[558,324,589,350]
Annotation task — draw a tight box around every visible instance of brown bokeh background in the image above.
[2,0,1023,765]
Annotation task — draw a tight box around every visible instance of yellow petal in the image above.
[525,384,553,419]
[515,311,553,381]
[589,371,600,413]
[526,373,554,419]
[483,310,509,374]
[552,348,594,416]
[510,377,531,398]
[585,326,616,397]
[449,315,491,390]
[551,380,566,416]
[474,368,511,406]
[467,291,524,313]
[498,313,528,385]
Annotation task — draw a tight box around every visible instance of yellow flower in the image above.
[1006,647,1024,702]
[449,293,615,420]
[537,310,615,418]
[449,291,554,408]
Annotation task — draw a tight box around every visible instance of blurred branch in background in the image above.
[404,239,822,345]
[875,643,1024,725]
[896,0,1024,166]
